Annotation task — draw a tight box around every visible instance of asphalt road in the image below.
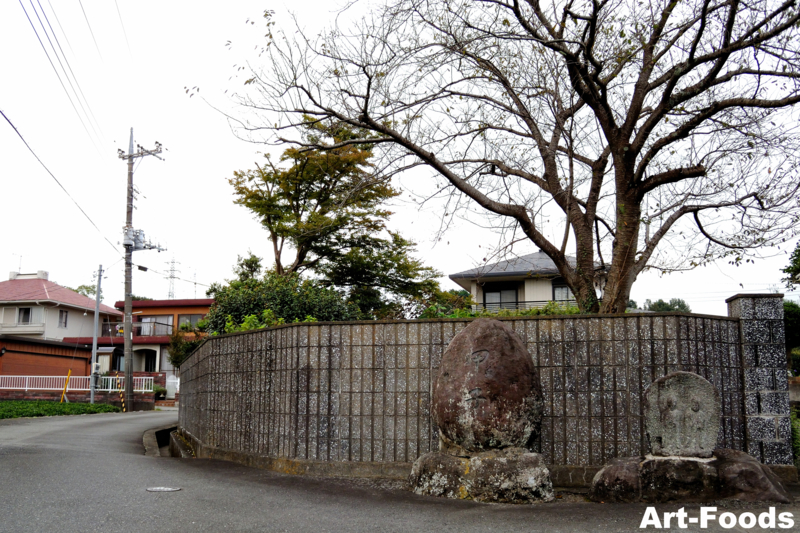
[1,411,799,533]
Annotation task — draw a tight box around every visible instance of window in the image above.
[178,314,204,330]
[58,310,68,328]
[483,285,518,309]
[553,285,575,301]
[17,307,31,324]
[138,315,174,336]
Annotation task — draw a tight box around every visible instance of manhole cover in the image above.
[146,487,181,492]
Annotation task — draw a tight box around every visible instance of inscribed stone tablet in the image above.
[644,371,720,458]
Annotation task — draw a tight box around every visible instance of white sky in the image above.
[0,1,797,315]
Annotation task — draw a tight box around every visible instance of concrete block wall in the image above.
[727,294,792,464]
[180,299,789,469]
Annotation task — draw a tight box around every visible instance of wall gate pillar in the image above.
[727,293,792,465]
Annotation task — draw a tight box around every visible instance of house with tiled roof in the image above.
[64,298,213,380]
[0,271,121,341]
[449,251,608,309]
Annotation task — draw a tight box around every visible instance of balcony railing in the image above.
[101,321,173,337]
[473,299,580,311]
[0,375,154,392]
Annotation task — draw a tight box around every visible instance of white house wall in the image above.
[42,305,98,341]
[0,304,117,341]
[524,278,553,302]
[470,281,483,304]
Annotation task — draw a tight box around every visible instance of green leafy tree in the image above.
[204,272,359,335]
[67,284,96,297]
[230,121,441,313]
[230,121,397,276]
[644,298,692,313]
[167,324,205,368]
[785,301,800,370]
[233,252,263,282]
[782,242,800,291]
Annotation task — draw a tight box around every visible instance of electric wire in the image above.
[45,0,73,55]
[114,0,132,58]
[18,0,97,150]
[133,263,210,288]
[0,109,120,255]
[35,0,105,140]
[77,0,101,60]
[29,0,103,143]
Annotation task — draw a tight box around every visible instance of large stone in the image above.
[588,457,642,503]
[410,448,554,503]
[409,452,471,500]
[588,450,792,504]
[433,319,543,452]
[639,457,718,503]
[644,371,720,458]
[714,448,792,503]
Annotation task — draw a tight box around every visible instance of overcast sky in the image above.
[1,0,797,315]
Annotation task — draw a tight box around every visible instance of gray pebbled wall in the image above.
[179,297,789,469]
[726,294,792,465]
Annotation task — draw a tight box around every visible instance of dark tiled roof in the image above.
[0,278,122,316]
[450,251,602,280]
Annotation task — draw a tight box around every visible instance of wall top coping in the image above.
[195,311,738,346]
[725,293,784,303]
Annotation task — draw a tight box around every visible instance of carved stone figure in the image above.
[644,371,720,458]
[432,318,543,452]
[589,372,790,504]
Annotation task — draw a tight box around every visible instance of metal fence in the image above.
[0,375,154,392]
[101,321,174,337]
[473,299,579,311]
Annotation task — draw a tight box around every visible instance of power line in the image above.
[0,109,119,254]
[45,0,73,56]
[114,0,132,58]
[77,0,102,60]
[18,0,97,149]
[35,0,105,140]
[134,263,210,288]
[29,0,103,143]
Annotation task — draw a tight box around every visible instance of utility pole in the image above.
[90,264,103,404]
[118,128,164,410]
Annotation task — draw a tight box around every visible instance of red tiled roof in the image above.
[0,278,122,316]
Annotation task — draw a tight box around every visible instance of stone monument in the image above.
[409,319,553,503]
[644,372,720,458]
[590,371,791,503]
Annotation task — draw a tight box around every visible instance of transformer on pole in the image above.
[118,128,165,410]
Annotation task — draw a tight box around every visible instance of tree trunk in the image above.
[599,190,641,314]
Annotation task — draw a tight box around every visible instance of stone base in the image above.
[589,449,791,504]
[409,448,554,503]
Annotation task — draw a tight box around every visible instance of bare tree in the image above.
[232,0,800,312]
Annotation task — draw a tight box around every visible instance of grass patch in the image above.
[0,400,121,420]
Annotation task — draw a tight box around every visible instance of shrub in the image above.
[418,300,581,319]
[205,272,359,335]
[791,408,800,469]
[0,400,120,419]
